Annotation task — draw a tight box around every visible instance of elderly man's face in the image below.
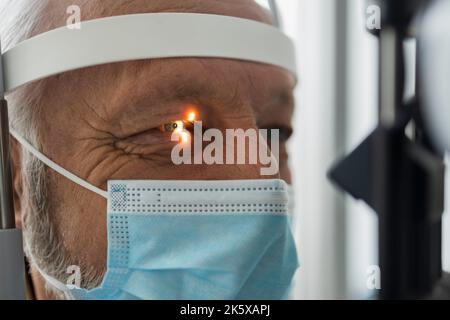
[14,0,295,291]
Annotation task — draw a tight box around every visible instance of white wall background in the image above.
[344,0,378,299]
[278,0,450,299]
[279,0,350,299]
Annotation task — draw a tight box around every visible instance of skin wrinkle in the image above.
[63,102,118,183]
[195,59,251,112]
[10,0,296,299]
[114,140,175,158]
[80,98,115,138]
[69,101,114,141]
[89,131,177,184]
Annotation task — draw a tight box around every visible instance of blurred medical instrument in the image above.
[330,0,450,300]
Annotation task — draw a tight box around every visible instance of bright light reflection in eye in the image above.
[187,111,197,122]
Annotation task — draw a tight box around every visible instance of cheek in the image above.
[49,172,108,272]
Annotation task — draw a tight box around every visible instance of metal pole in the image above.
[268,0,282,29]
[0,39,15,230]
[376,26,406,299]
[374,0,443,299]
[0,41,26,300]
[0,100,15,230]
[0,40,15,231]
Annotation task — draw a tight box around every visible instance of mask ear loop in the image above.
[9,129,109,199]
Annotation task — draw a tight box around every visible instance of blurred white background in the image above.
[277,0,450,299]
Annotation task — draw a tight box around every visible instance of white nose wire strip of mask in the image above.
[9,129,109,199]
[2,13,297,93]
[108,180,289,215]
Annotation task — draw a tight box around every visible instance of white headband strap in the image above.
[9,129,109,199]
[2,13,297,93]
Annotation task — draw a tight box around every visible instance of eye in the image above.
[159,116,201,145]
[160,121,185,133]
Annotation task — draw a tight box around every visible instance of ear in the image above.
[10,136,24,229]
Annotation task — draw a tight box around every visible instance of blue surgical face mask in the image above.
[11,130,299,300]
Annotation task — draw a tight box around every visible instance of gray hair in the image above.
[1,0,103,297]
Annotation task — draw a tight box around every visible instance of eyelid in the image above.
[160,121,184,133]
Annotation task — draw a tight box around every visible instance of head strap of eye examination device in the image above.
[9,129,109,199]
[2,13,297,93]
